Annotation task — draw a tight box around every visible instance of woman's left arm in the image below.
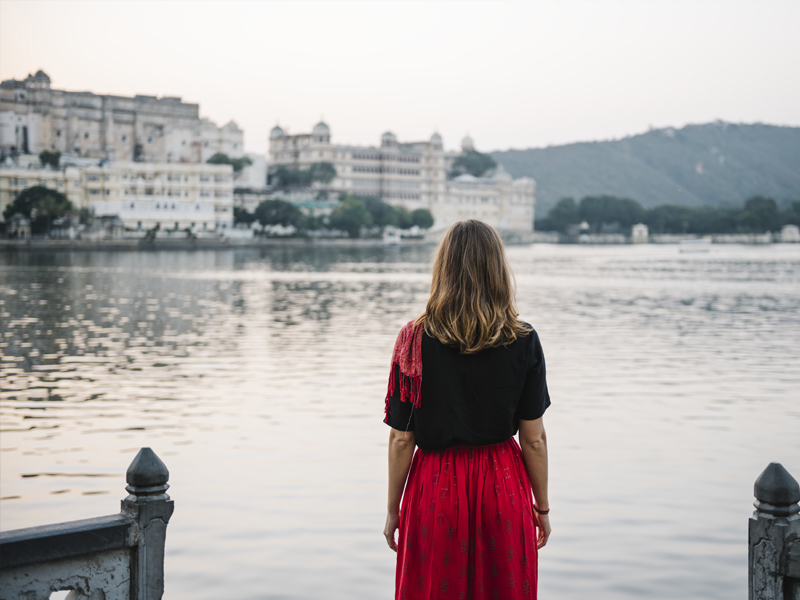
[383,428,416,551]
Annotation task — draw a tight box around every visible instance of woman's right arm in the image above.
[519,417,551,549]
[384,428,416,552]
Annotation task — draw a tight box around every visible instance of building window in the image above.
[137,221,142,229]
[122,135,128,142]
[84,132,89,139]
[56,130,62,137]
[147,137,153,144]
[105,189,111,195]
[156,203,160,209]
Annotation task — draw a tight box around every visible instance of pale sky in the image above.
[1,0,798,155]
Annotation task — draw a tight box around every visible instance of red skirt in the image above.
[396,437,538,600]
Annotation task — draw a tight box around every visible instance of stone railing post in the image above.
[749,462,800,600]
[121,447,175,600]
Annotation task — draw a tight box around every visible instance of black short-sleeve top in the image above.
[384,325,550,450]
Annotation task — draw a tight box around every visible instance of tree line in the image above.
[3,185,77,234]
[536,195,800,235]
[235,195,434,238]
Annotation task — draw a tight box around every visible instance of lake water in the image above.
[1,243,799,600]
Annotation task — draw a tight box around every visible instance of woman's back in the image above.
[383,220,551,600]
[385,328,550,450]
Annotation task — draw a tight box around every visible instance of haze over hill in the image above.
[492,122,800,215]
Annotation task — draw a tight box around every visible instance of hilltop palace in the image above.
[0,70,244,163]
[0,70,535,234]
[269,122,536,233]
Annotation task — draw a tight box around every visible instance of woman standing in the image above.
[383,220,551,600]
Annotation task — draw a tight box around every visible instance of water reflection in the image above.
[1,244,799,600]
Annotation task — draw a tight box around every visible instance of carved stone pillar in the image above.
[121,448,175,600]
[749,462,800,600]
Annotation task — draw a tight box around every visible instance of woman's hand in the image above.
[535,512,551,549]
[384,511,400,552]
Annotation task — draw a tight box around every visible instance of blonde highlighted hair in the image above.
[418,220,530,354]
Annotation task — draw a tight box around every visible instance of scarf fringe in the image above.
[384,319,423,420]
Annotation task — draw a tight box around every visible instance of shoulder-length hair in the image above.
[418,220,530,354]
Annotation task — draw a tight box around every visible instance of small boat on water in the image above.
[383,228,401,246]
[679,238,711,253]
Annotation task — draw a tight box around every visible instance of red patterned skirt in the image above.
[396,437,538,600]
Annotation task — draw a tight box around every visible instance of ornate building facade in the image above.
[0,160,234,231]
[0,70,244,163]
[268,122,536,232]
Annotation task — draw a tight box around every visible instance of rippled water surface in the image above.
[1,243,799,600]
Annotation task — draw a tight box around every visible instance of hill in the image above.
[492,122,800,215]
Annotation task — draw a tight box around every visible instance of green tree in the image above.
[207,153,253,173]
[78,207,94,226]
[536,197,578,232]
[254,199,304,230]
[686,206,738,234]
[449,150,497,179]
[737,196,780,232]
[644,204,693,234]
[328,195,372,238]
[302,212,323,231]
[411,208,434,230]
[3,185,74,235]
[233,206,257,226]
[309,162,337,184]
[579,195,645,233]
[362,196,399,228]
[395,206,413,230]
[273,162,337,188]
[39,150,61,168]
[781,201,800,226]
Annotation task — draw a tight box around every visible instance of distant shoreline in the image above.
[0,235,790,252]
[0,237,436,252]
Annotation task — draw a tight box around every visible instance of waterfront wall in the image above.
[0,448,173,600]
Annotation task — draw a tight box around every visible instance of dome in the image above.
[312,121,330,136]
[461,135,474,152]
[381,131,397,146]
[430,132,442,147]
[270,125,286,139]
[33,70,51,82]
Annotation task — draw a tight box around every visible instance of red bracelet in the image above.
[534,505,550,515]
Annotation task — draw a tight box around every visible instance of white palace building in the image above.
[0,70,244,164]
[269,122,537,233]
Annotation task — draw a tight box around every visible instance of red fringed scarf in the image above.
[384,319,424,419]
